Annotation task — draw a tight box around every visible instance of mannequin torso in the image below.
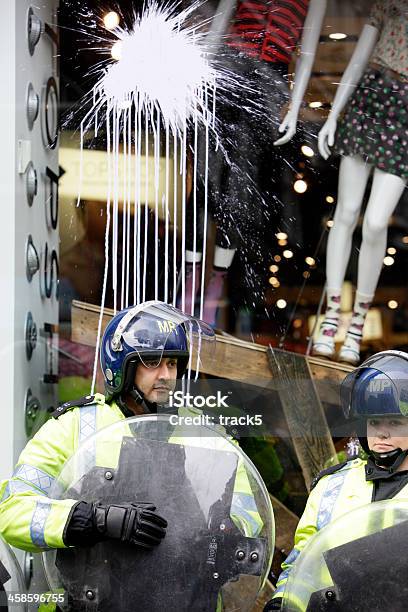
[369,0,408,78]
[227,0,310,65]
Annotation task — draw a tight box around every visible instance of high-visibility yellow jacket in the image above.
[0,394,262,552]
[273,457,408,605]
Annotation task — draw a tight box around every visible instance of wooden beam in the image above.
[267,348,337,490]
[253,580,275,612]
[71,300,353,408]
[238,495,299,610]
[270,493,299,562]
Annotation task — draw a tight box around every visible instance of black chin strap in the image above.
[116,386,157,417]
[116,358,157,415]
[116,396,136,418]
[129,387,147,408]
[129,388,158,414]
[370,448,408,471]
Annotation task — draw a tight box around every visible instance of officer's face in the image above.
[367,417,408,452]
[134,357,178,404]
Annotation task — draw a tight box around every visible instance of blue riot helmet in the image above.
[100,300,214,410]
[340,350,408,465]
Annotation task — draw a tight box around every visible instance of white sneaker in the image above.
[338,344,360,365]
[312,321,337,359]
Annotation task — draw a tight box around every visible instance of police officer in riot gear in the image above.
[0,300,270,612]
[0,300,272,611]
[0,302,202,554]
[264,350,408,611]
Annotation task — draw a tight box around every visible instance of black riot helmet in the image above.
[340,350,408,468]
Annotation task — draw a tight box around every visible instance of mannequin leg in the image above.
[203,159,239,326]
[182,250,202,316]
[203,246,236,326]
[339,168,407,364]
[203,62,259,327]
[179,185,204,314]
[179,126,223,315]
[313,156,372,357]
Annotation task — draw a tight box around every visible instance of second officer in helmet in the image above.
[265,349,408,611]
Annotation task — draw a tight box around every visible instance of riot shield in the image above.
[0,534,27,611]
[281,499,408,612]
[43,415,274,611]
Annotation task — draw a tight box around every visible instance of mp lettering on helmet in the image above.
[368,379,391,393]
[157,320,177,334]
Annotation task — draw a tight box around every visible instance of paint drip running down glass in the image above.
[79,1,230,392]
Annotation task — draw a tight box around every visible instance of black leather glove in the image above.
[263,598,282,611]
[64,501,167,549]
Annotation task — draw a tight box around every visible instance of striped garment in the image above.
[227,0,309,64]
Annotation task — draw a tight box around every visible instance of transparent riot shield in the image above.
[43,415,274,611]
[0,535,27,611]
[281,499,408,612]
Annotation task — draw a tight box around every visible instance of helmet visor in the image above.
[117,301,215,371]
